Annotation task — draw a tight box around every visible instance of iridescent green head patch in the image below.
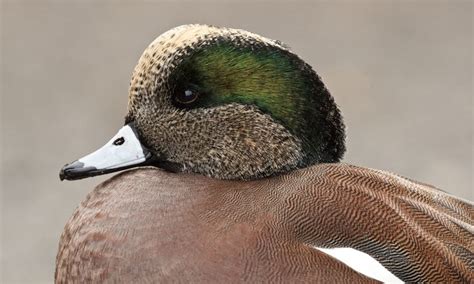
[170,40,345,163]
[173,43,306,127]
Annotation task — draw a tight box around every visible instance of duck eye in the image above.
[175,89,199,105]
[113,137,125,146]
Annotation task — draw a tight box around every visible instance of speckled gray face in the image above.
[60,24,345,181]
[123,25,345,180]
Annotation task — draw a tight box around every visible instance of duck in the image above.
[57,24,473,283]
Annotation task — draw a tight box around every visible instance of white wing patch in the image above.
[315,247,403,283]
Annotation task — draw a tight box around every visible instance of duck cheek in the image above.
[59,123,156,181]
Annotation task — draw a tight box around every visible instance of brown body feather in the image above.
[56,164,473,283]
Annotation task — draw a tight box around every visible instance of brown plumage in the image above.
[56,165,473,283]
[57,24,473,283]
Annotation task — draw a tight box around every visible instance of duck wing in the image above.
[281,163,473,283]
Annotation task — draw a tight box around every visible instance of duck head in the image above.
[60,24,345,181]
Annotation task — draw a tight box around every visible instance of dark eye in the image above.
[113,137,125,145]
[175,89,199,105]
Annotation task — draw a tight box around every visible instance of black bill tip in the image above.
[59,161,98,181]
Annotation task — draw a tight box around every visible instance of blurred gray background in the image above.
[1,0,472,283]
